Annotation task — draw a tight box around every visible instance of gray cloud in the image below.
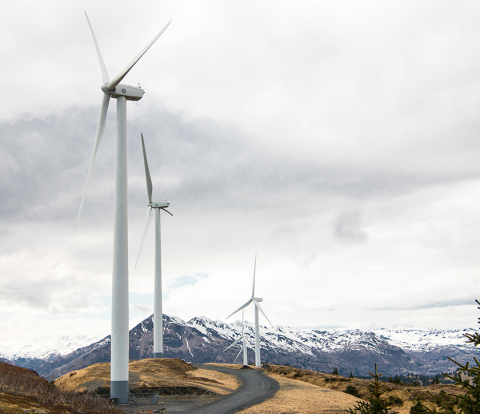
[333,211,368,243]
[373,298,476,311]
[0,275,103,314]
[2,105,480,230]
[133,301,153,314]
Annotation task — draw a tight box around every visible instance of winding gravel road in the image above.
[178,365,279,414]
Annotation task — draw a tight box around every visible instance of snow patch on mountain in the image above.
[0,335,102,361]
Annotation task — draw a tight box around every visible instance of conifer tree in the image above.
[348,364,393,414]
[420,299,480,414]
[332,367,339,375]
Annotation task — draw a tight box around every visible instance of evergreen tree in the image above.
[332,367,339,375]
[351,372,355,378]
[348,364,393,414]
[420,299,480,414]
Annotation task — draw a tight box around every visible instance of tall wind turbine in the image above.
[135,133,172,358]
[76,12,171,404]
[224,309,248,365]
[226,255,272,367]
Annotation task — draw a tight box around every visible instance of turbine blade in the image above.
[224,337,241,352]
[84,11,110,84]
[140,133,153,204]
[226,299,252,320]
[233,347,243,364]
[134,206,153,268]
[75,93,110,229]
[163,209,173,216]
[241,309,244,336]
[107,20,172,90]
[253,299,273,326]
[251,253,257,298]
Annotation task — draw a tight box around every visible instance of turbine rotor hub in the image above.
[101,83,115,95]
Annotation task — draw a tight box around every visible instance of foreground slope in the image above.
[0,361,119,414]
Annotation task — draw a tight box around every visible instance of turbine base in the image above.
[154,352,163,358]
[110,380,129,404]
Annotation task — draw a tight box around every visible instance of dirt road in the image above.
[175,365,279,414]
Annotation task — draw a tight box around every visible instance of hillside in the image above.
[0,361,120,414]
[55,358,239,397]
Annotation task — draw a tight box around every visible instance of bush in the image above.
[345,385,361,398]
[410,401,429,414]
[387,396,404,406]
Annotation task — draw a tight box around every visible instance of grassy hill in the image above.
[0,361,120,414]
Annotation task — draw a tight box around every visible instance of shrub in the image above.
[387,395,404,406]
[345,385,361,398]
[410,401,429,414]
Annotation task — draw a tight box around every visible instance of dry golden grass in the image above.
[239,374,361,414]
[55,358,239,396]
[0,361,120,414]
[262,365,464,414]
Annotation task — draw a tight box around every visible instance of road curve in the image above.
[178,365,279,414]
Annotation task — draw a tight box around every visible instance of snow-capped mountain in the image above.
[372,328,474,352]
[0,335,102,368]
[1,315,478,379]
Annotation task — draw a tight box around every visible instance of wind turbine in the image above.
[76,12,171,404]
[135,133,172,359]
[226,255,272,367]
[224,309,248,365]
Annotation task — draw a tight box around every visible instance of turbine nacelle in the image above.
[253,297,263,302]
[151,201,170,209]
[101,84,145,101]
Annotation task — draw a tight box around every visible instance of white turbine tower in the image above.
[226,255,272,367]
[76,12,171,404]
[135,133,172,358]
[224,309,248,365]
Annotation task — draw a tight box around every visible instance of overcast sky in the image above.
[2,0,480,346]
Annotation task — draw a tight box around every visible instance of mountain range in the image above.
[1,314,478,379]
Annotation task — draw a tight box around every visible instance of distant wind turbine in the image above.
[227,254,272,367]
[77,12,171,404]
[224,309,248,365]
[135,133,172,358]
